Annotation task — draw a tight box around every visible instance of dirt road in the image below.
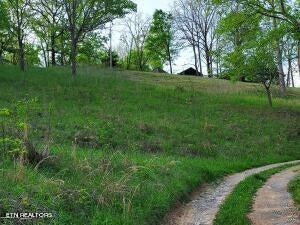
[163,160,300,225]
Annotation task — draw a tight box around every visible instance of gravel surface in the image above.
[163,160,300,225]
[248,165,300,225]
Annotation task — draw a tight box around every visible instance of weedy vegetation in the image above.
[289,172,300,209]
[0,65,299,225]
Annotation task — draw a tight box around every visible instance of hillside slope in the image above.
[0,66,299,225]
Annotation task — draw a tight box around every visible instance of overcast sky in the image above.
[133,0,173,14]
[112,0,300,87]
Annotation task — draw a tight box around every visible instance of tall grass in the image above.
[0,65,299,225]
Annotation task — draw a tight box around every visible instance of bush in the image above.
[0,98,53,166]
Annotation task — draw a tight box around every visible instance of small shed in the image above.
[152,67,167,73]
[178,67,202,76]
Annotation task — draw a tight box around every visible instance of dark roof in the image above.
[152,67,167,73]
[178,67,202,76]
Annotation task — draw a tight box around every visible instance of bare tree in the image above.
[123,12,150,71]
[193,0,218,77]
[173,0,219,77]
[119,32,134,69]
[284,36,297,87]
[173,0,201,75]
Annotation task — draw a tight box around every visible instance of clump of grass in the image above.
[0,98,55,170]
[289,174,300,209]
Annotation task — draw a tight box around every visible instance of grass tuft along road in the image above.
[289,173,300,209]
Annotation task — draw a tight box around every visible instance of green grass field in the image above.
[0,65,299,225]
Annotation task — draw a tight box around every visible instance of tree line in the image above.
[0,0,299,104]
[119,0,299,105]
[0,0,136,77]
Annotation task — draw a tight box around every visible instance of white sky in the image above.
[133,0,173,13]
[112,0,300,87]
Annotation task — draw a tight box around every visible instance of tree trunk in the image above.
[127,50,132,70]
[138,49,144,71]
[266,87,272,107]
[216,34,220,76]
[60,33,65,66]
[60,50,65,66]
[70,33,77,77]
[42,45,47,67]
[276,40,286,96]
[0,50,3,64]
[18,38,25,72]
[168,57,173,74]
[287,57,291,87]
[291,68,295,88]
[169,61,173,74]
[263,82,273,107]
[205,47,212,78]
[71,45,77,77]
[12,52,17,64]
[298,40,300,78]
[109,23,113,69]
[210,56,213,76]
[167,45,173,74]
[70,23,78,77]
[197,42,203,75]
[192,43,199,76]
[127,40,133,70]
[51,35,56,66]
[272,15,286,96]
[46,44,50,67]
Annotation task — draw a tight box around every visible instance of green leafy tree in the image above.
[246,48,278,107]
[57,30,70,66]
[62,0,136,77]
[216,1,281,106]
[77,32,107,65]
[101,50,120,67]
[217,3,262,81]
[25,43,40,66]
[145,10,178,74]
[6,0,31,71]
[238,0,300,35]
[120,49,151,71]
[234,0,300,96]
[30,0,65,67]
[0,1,11,63]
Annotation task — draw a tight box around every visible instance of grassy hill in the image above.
[0,65,299,225]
